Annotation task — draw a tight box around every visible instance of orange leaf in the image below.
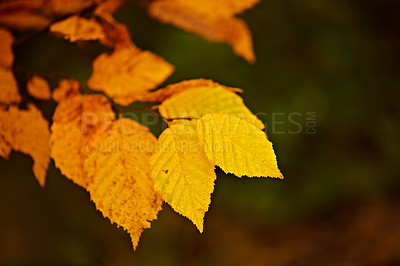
[123,79,240,104]
[50,93,114,188]
[149,0,257,63]
[85,118,162,249]
[88,46,174,105]
[49,15,105,42]
[0,104,50,186]
[0,67,21,104]
[52,78,80,102]
[0,28,14,68]
[171,0,260,18]
[27,75,51,100]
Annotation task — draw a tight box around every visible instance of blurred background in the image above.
[1,0,400,265]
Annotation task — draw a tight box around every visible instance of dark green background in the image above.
[1,0,400,265]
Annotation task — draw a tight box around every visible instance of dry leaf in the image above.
[0,104,50,186]
[158,79,264,129]
[88,46,174,105]
[49,15,105,42]
[149,0,257,63]
[50,93,114,188]
[27,75,51,100]
[0,67,21,104]
[85,118,162,249]
[197,113,283,178]
[150,124,216,232]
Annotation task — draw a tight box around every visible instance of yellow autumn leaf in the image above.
[49,15,105,42]
[50,93,114,188]
[150,123,216,232]
[0,104,50,186]
[169,0,260,18]
[148,0,257,63]
[158,79,264,129]
[197,113,283,178]
[85,118,162,249]
[27,75,51,100]
[87,46,174,105]
[0,67,21,104]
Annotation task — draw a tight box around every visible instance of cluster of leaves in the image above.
[0,0,283,249]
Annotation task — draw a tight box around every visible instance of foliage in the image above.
[0,0,283,249]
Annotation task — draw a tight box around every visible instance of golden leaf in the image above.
[49,15,105,42]
[197,113,283,178]
[158,79,264,129]
[51,78,80,103]
[85,118,162,249]
[0,67,21,104]
[0,104,50,186]
[87,46,174,105]
[50,93,114,188]
[168,0,260,18]
[150,124,216,232]
[27,75,51,100]
[0,28,14,68]
[148,0,257,63]
[119,78,238,104]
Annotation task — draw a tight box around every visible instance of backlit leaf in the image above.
[168,0,259,18]
[87,46,174,105]
[49,15,105,42]
[150,124,216,232]
[85,118,162,249]
[197,113,283,178]
[27,75,51,100]
[158,79,264,129]
[0,104,50,186]
[148,0,256,62]
[50,93,114,188]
